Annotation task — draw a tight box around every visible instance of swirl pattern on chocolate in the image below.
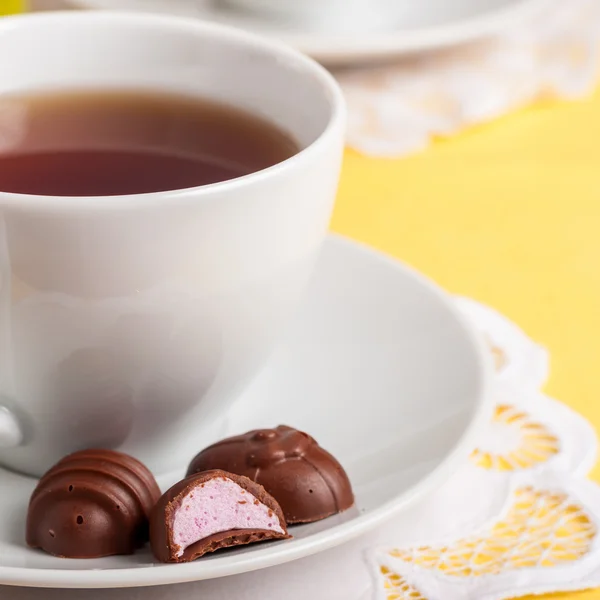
[187,425,354,524]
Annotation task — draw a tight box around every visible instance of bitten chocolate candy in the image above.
[26,449,161,558]
[150,469,289,563]
[187,425,354,524]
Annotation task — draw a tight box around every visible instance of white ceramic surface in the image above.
[61,0,551,64]
[0,11,345,477]
[218,0,403,34]
[0,235,493,589]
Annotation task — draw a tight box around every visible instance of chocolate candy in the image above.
[187,426,354,524]
[150,469,289,562]
[26,449,161,558]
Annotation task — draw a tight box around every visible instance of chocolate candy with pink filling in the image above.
[150,469,290,563]
[26,449,161,558]
[187,425,354,524]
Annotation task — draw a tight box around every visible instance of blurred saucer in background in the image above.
[59,0,550,65]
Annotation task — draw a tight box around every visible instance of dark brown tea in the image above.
[0,90,299,196]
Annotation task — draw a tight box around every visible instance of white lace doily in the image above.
[368,298,600,600]
[336,0,600,157]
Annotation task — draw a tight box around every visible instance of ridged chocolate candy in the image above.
[150,469,289,563]
[26,448,161,558]
[187,426,354,524]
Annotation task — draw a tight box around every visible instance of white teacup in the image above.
[0,11,345,477]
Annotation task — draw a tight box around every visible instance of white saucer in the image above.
[0,235,492,588]
[61,0,550,64]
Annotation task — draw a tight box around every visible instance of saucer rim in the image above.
[66,0,551,64]
[0,234,494,588]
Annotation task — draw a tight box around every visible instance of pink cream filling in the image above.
[171,477,284,557]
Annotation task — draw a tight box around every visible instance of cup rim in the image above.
[0,10,346,210]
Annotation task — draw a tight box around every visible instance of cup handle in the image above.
[0,406,22,448]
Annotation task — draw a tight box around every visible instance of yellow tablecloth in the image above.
[332,89,600,600]
[0,0,26,15]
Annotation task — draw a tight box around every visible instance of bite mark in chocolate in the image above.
[150,469,289,563]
